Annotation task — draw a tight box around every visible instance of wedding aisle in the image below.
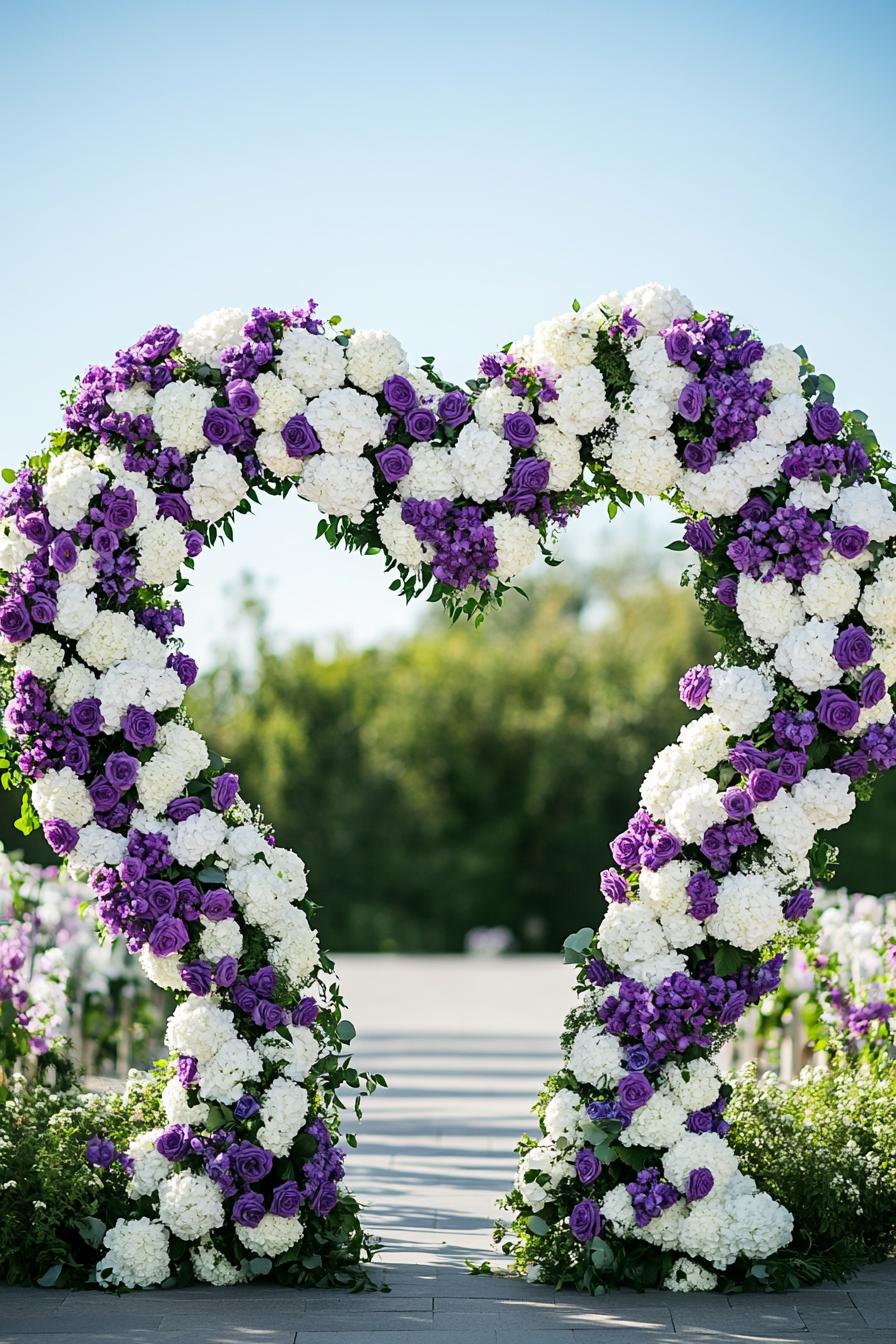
[0,954,893,1342]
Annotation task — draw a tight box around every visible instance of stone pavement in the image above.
[2,953,894,1343]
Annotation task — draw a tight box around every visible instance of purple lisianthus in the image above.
[569,1198,604,1243]
[831,525,869,560]
[747,768,781,804]
[226,379,260,419]
[716,576,738,608]
[282,414,321,458]
[808,401,842,441]
[684,518,716,555]
[375,445,413,482]
[180,961,213,996]
[232,1192,266,1227]
[211,771,239,811]
[382,375,417,413]
[203,406,242,446]
[215,955,238,988]
[231,1141,274,1184]
[270,1180,303,1218]
[148,915,189,957]
[437,391,471,427]
[121,704,157,748]
[233,1093,260,1120]
[105,752,139,792]
[50,532,79,573]
[200,887,233,921]
[44,817,79,855]
[685,1167,715,1201]
[678,381,708,423]
[860,667,888,709]
[784,887,815,920]
[599,867,630,904]
[679,664,712,709]
[721,787,753,820]
[156,1124,193,1162]
[833,624,873,670]
[86,1136,117,1168]
[503,412,538,448]
[816,688,861,733]
[405,407,437,441]
[617,1072,654,1113]
[167,795,202,822]
[17,512,52,546]
[293,995,319,1026]
[574,1149,602,1185]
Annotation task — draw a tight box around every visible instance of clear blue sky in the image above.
[3,0,894,667]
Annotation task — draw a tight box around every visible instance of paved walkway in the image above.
[2,954,894,1342]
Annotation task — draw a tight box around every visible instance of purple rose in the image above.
[88,776,120,813]
[682,440,717,473]
[255,1000,286,1031]
[148,914,189,957]
[747,768,781,804]
[816,688,861,733]
[831,525,869,560]
[270,1180,303,1217]
[146,881,177,917]
[227,379,260,419]
[808,401,842,441]
[684,518,716,555]
[215,955,239,988]
[167,796,202,822]
[185,530,203,558]
[511,456,550,491]
[784,887,815,920]
[438,391,471,427]
[232,1192,266,1227]
[119,856,146,886]
[503,412,538,449]
[610,830,641,870]
[405,407,437,441]
[776,751,808,786]
[248,965,277,998]
[50,532,79,573]
[643,828,682,870]
[211,771,239,811]
[180,961,213,995]
[719,990,748,1026]
[574,1148,601,1185]
[700,824,730,863]
[833,625,873,671]
[729,741,769,774]
[29,594,56,626]
[599,867,630,904]
[231,1141,274,1183]
[17,511,52,546]
[0,597,33,643]
[155,1124,193,1162]
[678,381,707,423]
[122,704,157,748]
[105,752,139,791]
[233,1093,260,1120]
[626,1044,651,1072]
[664,327,693,364]
[679,664,712,709]
[716,576,738,608]
[617,1072,654,1113]
[91,527,117,559]
[860,667,887,709]
[310,1182,339,1218]
[203,406,242,446]
[44,818,79,855]
[685,1167,715,1201]
[382,375,417,413]
[726,536,756,574]
[177,1055,198,1084]
[281,414,321,458]
[63,736,90,775]
[86,1137,117,1169]
[168,652,198,687]
[721,787,753,819]
[686,1109,714,1134]
[293,996,319,1026]
[201,887,233,921]
[568,1198,604,1243]
[585,957,614,986]
[104,489,138,532]
[375,445,413,482]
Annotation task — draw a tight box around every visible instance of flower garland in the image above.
[0,284,893,1291]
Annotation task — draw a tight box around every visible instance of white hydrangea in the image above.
[185,446,247,523]
[621,283,693,337]
[544,364,610,437]
[678,460,751,518]
[531,311,599,369]
[665,780,726,845]
[833,482,896,543]
[377,500,426,568]
[190,1238,244,1286]
[43,449,104,530]
[640,746,704,820]
[269,909,320,986]
[761,392,807,446]
[601,1182,638,1235]
[598,901,677,987]
[619,1090,688,1149]
[107,382,154,418]
[14,634,65,683]
[844,695,895,740]
[661,1058,722,1112]
[236,1213,304,1257]
[664,1257,718,1292]
[543,1087,584,1142]
[774,618,842,692]
[750,343,802,397]
[626,334,689,402]
[396,444,458,501]
[536,424,582,491]
[161,1075,209,1127]
[792,769,855,831]
[126,1129,170,1196]
[800,556,862,622]
[567,1023,625,1087]
[198,916,243,963]
[682,1177,793,1268]
[298,452,376,523]
[660,908,704,949]
[96,660,184,727]
[608,427,680,497]
[137,945,184,991]
[705,873,783,951]
[257,1077,309,1156]
[257,1023,318,1082]
[254,428,298,479]
[344,329,408,393]
[753,790,816,860]
[707,665,776,734]
[473,381,533,433]
[30,767,93,827]
[53,584,99,639]
[68,823,127,874]
[638,860,693,915]
[490,513,541,583]
[677,715,730,771]
[200,1036,264,1104]
[859,557,896,637]
[96,1217,169,1289]
[278,327,346,397]
[135,516,188,587]
[0,519,34,575]
[304,387,384,455]
[789,478,839,512]
[514,1138,575,1211]
[151,379,216,456]
[450,424,511,502]
[736,574,803,646]
[169,809,228,868]
[157,1172,225,1241]
[252,371,307,432]
[181,308,248,368]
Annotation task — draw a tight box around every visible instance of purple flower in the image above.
[438,391,471,427]
[511,456,550,492]
[687,870,718,921]
[685,1167,715,1201]
[776,751,808,786]
[167,796,202,822]
[747,769,781,804]
[809,401,842,441]
[382,375,418,413]
[215,955,238,988]
[105,752,139,792]
[833,751,870,779]
[177,1055,198,1085]
[617,1072,654,1112]
[679,665,712,709]
[610,829,641,870]
[148,915,189,958]
[585,958,615,987]
[405,407,438,441]
[293,996,319,1026]
[122,704,157,748]
[678,381,707,423]
[231,1141,274,1183]
[17,512,52,546]
[721,788,753,820]
[50,532,79,573]
[719,990,748,1026]
[816,688,860,733]
[833,625,873,671]
[375,445,413,482]
[248,965,277,998]
[599,867,630,904]
[831,525,869,560]
[233,1093,260,1120]
[729,741,769,774]
[0,597,33,643]
[686,1108,714,1134]
[103,489,138,532]
[281,414,321,458]
[682,440,717,473]
[569,1198,604,1243]
[270,1180,303,1218]
[86,1136,117,1168]
[784,887,815,920]
[203,407,242,446]
[155,1124,193,1162]
[89,776,120,813]
[232,1192,266,1227]
[574,1148,601,1185]
[180,961,213,995]
[860,668,887,709]
[211,772,239,811]
[201,887,233,921]
[503,412,538,448]
[227,380,260,419]
[664,327,694,364]
[168,652,198,687]
[44,818,79,855]
[716,576,738,608]
[643,828,683,870]
[684,518,716,554]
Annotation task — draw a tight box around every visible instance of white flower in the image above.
[774,618,841,692]
[859,557,896,637]
[639,860,694,915]
[253,371,307,432]
[135,517,188,587]
[761,392,807,446]
[620,1090,688,1149]
[601,1182,638,1235]
[621,283,693,337]
[665,780,726,845]
[169,809,228,868]
[236,1213,304,1257]
[69,823,126,874]
[377,500,426,568]
[199,916,243,962]
[151,379,216,456]
[640,746,704,821]
[304,387,384,455]
[43,449,104,530]
[0,519,34,573]
[255,428,300,479]
[278,327,346,396]
[677,715,730,771]
[661,1058,722,1112]
[185,446,247,522]
[750,344,802,397]
[14,634,65,683]
[664,1257,718,1293]
[345,329,408,393]
[269,909,320,986]
[298,452,376,523]
[792,769,855,831]
[126,1130,170,1197]
[707,665,776,734]
[138,945,185,991]
[489,513,541,584]
[107,382,154,418]
[157,1172,225,1241]
[514,1138,575,1211]
[545,364,610,437]
[753,790,815,860]
[473,381,532,433]
[96,660,184,727]
[800,556,861,622]
[181,308,248,368]
[626,334,689,402]
[736,574,803,647]
[705,873,784,951]
[789,478,839,512]
[833,482,896,543]
[77,609,140,672]
[257,1023,318,1082]
[397,444,458,501]
[567,1023,625,1087]
[608,427,679,497]
[162,1073,211,1126]
[53,584,99,639]
[543,1087,584,1142]
[531,311,599,369]
[52,661,97,713]
[257,1077,309,1156]
[683,1177,793,1268]
[191,1238,245,1286]
[665,1127,742,1195]
[598,901,678,987]
[537,424,582,491]
[30,767,93,827]
[96,1217,169,1289]
[450,424,511,502]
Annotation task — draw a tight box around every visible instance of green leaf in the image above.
[713,944,743,976]
[336,1019,356,1043]
[1,468,16,484]
[590,1238,614,1269]
[526,1215,549,1236]
[248,1256,273,1276]
[666,539,689,551]
[76,1216,106,1249]
[562,926,595,964]
[36,1263,63,1287]
[197,867,228,885]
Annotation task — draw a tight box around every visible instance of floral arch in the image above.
[0,285,894,1292]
